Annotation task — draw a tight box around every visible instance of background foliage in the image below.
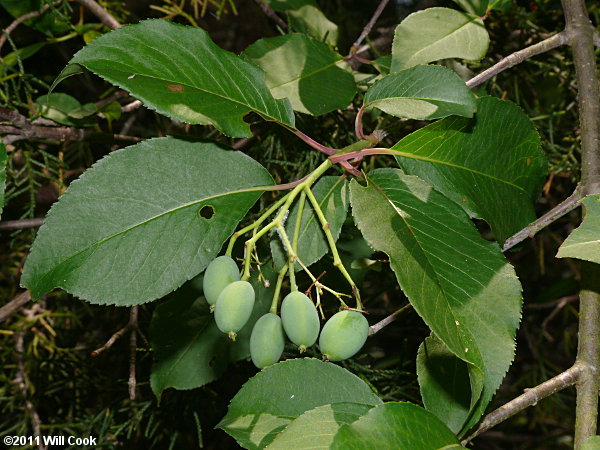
[1,0,598,448]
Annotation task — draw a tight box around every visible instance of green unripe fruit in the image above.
[319,310,369,361]
[250,313,285,369]
[281,291,320,352]
[203,255,240,306]
[214,280,255,340]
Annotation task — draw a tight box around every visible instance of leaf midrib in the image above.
[399,14,483,67]
[390,148,526,192]
[365,95,470,111]
[366,174,481,369]
[269,57,344,90]
[83,61,287,124]
[34,185,271,290]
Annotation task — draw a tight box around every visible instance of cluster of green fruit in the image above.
[203,256,370,369]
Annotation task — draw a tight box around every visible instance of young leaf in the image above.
[34,93,96,127]
[331,402,464,449]
[242,34,356,116]
[0,143,6,219]
[259,0,338,45]
[149,269,272,398]
[417,335,471,434]
[21,137,273,306]
[556,194,600,264]
[363,65,476,120]
[56,19,295,138]
[271,176,349,271]
[218,358,381,449]
[266,403,373,450]
[350,169,522,433]
[392,96,547,243]
[391,7,489,72]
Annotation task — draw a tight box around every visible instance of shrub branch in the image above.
[463,364,584,444]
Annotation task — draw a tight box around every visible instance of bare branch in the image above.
[91,321,132,357]
[467,32,567,89]
[122,100,142,113]
[502,186,584,251]
[464,364,584,444]
[253,0,287,30]
[0,1,62,55]
[560,1,600,446]
[0,218,44,231]
[351,0,390,51]
[76,0,122,30]
[0,291,32,323]
[369,303,411,335]
[232,136,255,150]
[128,306,138,401]
[14,330,46,450]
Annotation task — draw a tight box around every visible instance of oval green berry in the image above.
[319,310,369,361]
[281,291,320,352]
[250,313,285,369]
[214,280,255,340]
[203,255,240,306]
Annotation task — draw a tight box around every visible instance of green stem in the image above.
[303,186,362,309]
[226,192,291,257]
[241,159,333,280]
[289,191,307,292]
[270,263,289,314]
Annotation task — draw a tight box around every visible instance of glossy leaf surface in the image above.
[557,194,600,264]
[331,402,464,449]
[363,65,476,120]
[417,335,471,433]
[21,137,273,305]
[391,7,489,72]
[243,34,355,115]
[219,358,381,448]
[351,169,522,432]
[59,19,295,137]
[392,97,547,243]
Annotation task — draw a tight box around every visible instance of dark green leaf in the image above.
[243,34,355,116]
[417,335,471,433]
[350,169,522,432]
[391,7,489,72]
[21,137,273,305]
[59,19,295,137]
[150,269,272,397]
[363,65,476,120]
[557,194,600,264]
[219,358,381,449]
[331,402,464,449]
[393,97,547,243]
[260,0,338,45]
[271,176,349,271]
[266,403,373,449]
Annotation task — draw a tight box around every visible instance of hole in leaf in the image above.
[198,205,215,220]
